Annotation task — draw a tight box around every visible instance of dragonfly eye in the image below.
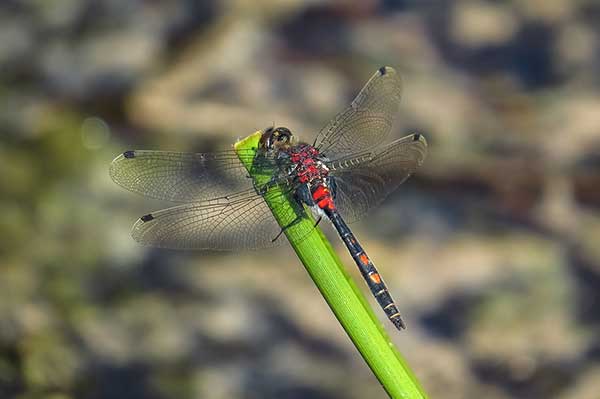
[260,127,294,149]
[274,127,292,144]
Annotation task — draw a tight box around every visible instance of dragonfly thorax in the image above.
[286,144,329,185]
[283,143,336,211]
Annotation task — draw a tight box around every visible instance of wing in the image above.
[327,133,427,223]
[313,66,403,159]
[131,188,278,250]
[131,187,315,250]
[109,149,268,203]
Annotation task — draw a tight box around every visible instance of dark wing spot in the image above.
[378,66,387,75]
[123,150,135,159]
[140,214,154,222]
[413,133,421,141]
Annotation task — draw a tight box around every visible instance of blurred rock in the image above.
[2,0,600,398]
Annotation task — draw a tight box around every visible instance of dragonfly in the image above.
[109,66,427,330]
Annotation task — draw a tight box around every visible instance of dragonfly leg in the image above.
[271,228,285,243]
[270,214,305,243]
[314,216,323,228]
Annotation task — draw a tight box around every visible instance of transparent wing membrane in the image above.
[327,133,427,223]
[131,189,275,250]
[131,186,316,250]
[314,66,403,159]
[109,149,264,203]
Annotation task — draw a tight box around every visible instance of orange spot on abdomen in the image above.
[359,253,370,265]
[369,273,381,284]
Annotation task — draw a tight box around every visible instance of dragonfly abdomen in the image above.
[325,209,406,330]
[311,184,335,211]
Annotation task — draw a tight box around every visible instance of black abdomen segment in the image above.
[325,209,406,330]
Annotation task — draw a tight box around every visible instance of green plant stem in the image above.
[235,131,427,399]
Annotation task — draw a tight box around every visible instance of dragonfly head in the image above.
[260,126,296,151]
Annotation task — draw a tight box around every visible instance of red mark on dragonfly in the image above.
[288,144,326,184]
[312,184,336,210]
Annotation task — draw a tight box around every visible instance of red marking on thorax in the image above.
[287,145,335,211]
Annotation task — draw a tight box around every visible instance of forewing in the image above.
[327,133,427,223]
[109,149,265,203]
[314,66,403,159]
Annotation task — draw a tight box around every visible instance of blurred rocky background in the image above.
[2,0,600,398]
